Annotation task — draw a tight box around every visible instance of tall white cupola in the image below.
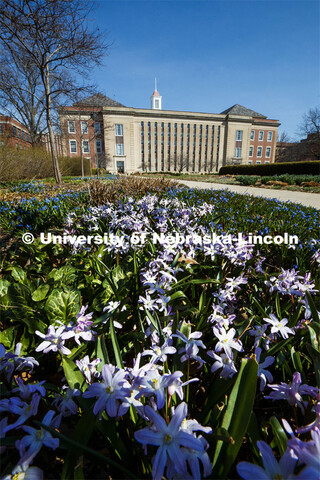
[150,78,162,110]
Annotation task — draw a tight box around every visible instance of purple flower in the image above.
[167,371,199,399]
[134,403,205,480]
[35,326,71,355]
[255,348,274,391]
[52,386,80,417]
[138,369,175,409]
[237,441,300,480]
[1,394,40,432]
[207,351,237,379]
[16,410,61,468]
[75,355,101,383]
[83,364,131,418]
[11,378,46,400]
[142,340,176,364]
[139,293,157,311]
[2,465,43,480]
[173,329,206,366]
[213,326,243,358]
[265,372,319,412]
[287,426,320,477]
[13,343,39,372]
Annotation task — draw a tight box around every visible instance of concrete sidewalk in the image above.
[175,180,320,210]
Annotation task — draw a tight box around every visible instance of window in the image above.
[82,140,89,153]
[265,161,270,164]
[18,129,21,138]
[267,131,273,142]
[69,140,77,153]
[95,122,101,134]
[81,121,88,134]
[116,144,124,155]
[257,146,262,157]
[0,124,2,133]
[96,140,102,153]
[16,143,18,149]
[235,147,242,158]
[236,130,243,141]
[258,131,264,141]
[250,130,255,140]
[68,121,75,134]
[248,161,253,165]
[115,124,123,136]
[154,99,160,109]
[256,160,261,164]
[249,146,254,157]
[266,147,271,158]
[13,126,17,136]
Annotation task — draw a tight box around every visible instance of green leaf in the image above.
[31,284,50,302]
[10,267,26,283]
[96,334,110,369]
[110,318,123,368]
[0,279,10,297]
[47,265,78,286]
[111,265,126,287]
[45,288,81,323]
[212,357,258,479]
[0,327,16,348]
[269,416,287,456]
[306,291,320,323]
[62,357,87,391]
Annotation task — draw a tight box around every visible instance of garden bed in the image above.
[0,178,319,479]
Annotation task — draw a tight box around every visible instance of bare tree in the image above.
[0,0,108,183]
[277,131,291,143]
[0,48,46,145]
[298,106,320,160]
[299,106,320,136]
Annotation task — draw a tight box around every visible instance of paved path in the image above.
[175,180,320,210]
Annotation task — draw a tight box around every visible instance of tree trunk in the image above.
[81,148,84,178]
[43,62,62,184]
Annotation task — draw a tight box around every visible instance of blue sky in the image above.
[91,0,319,139]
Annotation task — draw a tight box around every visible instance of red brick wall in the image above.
[249,127,275,164]
[0,116,32,149]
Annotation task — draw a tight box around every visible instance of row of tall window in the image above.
[141,121,220,172]
[68,120,101,134]
[236,129,273,142]
[69,139,102,154]
[235,145,272,159]
[0,123,31,142]
[251,130,273,142]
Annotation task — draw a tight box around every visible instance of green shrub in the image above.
[219,161,320,176]
[59,156,91,177]
[0,146,91,181]
[236,175,260,185]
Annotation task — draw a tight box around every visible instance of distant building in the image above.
[41,133,64,157]
[59,90,280,173]
[276,133,320,163]
[0,115,32,149]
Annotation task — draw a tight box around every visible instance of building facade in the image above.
[59,92,280,173]
[0,115,32,149]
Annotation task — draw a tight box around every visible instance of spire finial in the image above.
[155,77,157,92]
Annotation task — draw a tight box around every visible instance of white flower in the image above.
[263,314,295,339]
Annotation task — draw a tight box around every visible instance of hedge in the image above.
[219,161,320,176]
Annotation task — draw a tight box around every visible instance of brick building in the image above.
[0,115,32,149]
[59,91,280,173]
